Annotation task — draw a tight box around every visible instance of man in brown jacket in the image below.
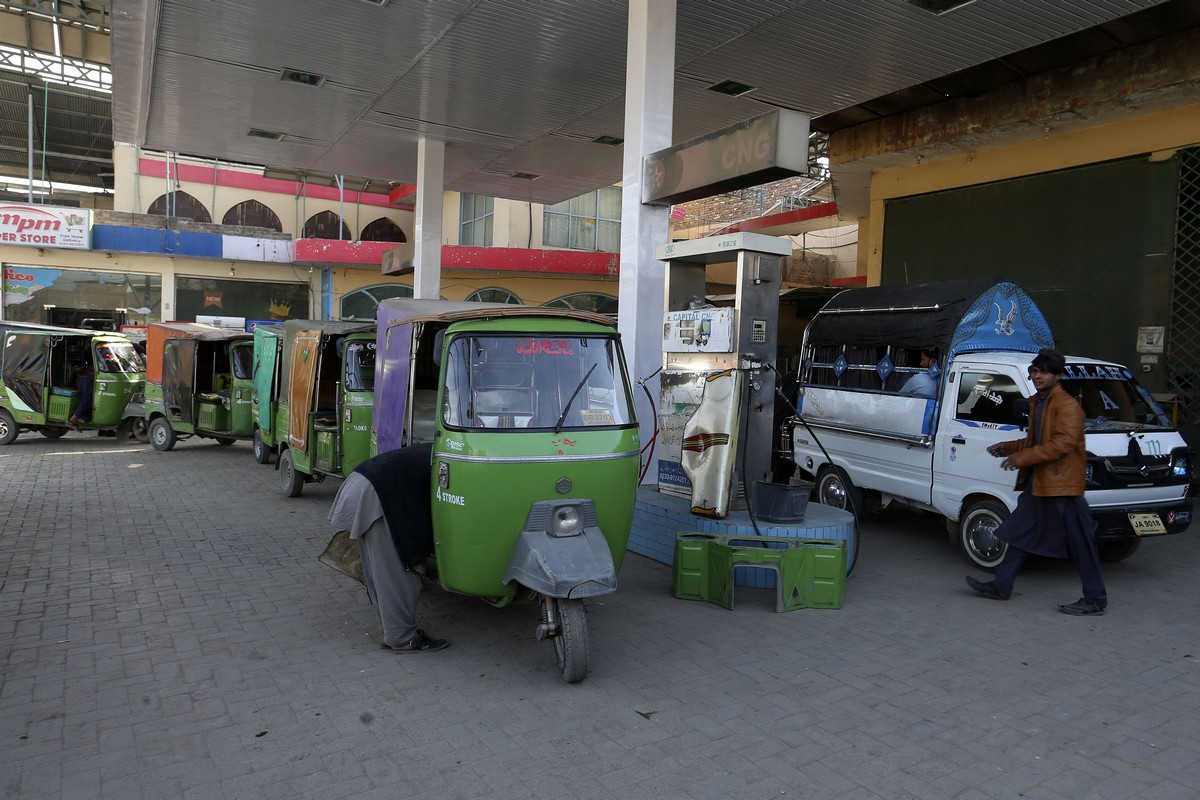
[965,348,1108,615]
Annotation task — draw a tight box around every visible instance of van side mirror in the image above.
[1013,397,1030,427]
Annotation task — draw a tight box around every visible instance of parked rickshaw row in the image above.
[0,301,642,682]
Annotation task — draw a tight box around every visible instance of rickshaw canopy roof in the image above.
[375,298,616,332]
[146,323,252,384]
[0,320,134,342]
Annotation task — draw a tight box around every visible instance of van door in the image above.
[932,367,1027,516]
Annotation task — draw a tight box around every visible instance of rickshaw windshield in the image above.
[344,340,376,392]
[1061,362,1173,432]
[96,341,143,374]
[442,334,634,430]
[231,344,254,380]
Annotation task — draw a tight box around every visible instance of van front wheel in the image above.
[958,499,1009,571]
[815,466,862,516]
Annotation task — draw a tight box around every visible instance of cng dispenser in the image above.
[655,232,792,516]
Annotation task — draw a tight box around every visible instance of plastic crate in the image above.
[673,531,846,612]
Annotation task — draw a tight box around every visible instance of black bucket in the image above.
[752,477,814,523]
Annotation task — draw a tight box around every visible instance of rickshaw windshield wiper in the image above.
[554,364,597,434]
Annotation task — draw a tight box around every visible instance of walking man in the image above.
[965,348,1107,616]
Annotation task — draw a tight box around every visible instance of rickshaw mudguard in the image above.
[502,527,617,599]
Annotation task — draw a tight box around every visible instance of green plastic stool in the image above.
[674,531,846,612]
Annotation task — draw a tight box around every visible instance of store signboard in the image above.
[0,204,91,249]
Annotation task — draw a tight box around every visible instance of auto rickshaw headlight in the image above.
[553,505,581,535]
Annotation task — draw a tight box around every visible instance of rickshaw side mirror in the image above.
[433,328,447,368]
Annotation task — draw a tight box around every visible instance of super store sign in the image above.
[0,204,91,249]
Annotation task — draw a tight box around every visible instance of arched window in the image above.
[303,210,352,240]
[360,217,407,243]
[339,283,414,320]
[147,191,212,223]
[544,292,618,315]
[465,287,521,305]
[223,200,283,232]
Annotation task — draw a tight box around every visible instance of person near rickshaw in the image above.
[67,363,94,431]
[328,445,449,653]
[965,348,1108,616]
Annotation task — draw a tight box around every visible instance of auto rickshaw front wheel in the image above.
[149,417,177,451]
[253,428,272,464]
[279,449,305,497]
[542,597,590,683]
[0,409,19,444]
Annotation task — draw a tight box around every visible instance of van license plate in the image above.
[1129,513,1168,536]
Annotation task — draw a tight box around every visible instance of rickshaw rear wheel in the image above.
[215,437,236,446]
[0,409,18,444]
[39,426,68,438]
[253,428,272,464]
[129,418,150,444]
[544,597,589,683]
[149,417,177,451]
[279,449,305,497]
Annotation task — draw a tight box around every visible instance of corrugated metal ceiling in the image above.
[3,0,1197,205]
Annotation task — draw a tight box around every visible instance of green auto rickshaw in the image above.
[250,323,285,464]
[372,299,640,682]
[143,322,254,451]
[275,320,376,497]
[0,321,145,443]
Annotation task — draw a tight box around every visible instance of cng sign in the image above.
[0,204,91,249]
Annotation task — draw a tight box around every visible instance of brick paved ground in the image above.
[2,432,1199,799]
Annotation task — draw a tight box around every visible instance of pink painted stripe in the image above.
[442,246,620,276]
[706,201,840,236]
[139,158,412,208]
[294,239,399,264]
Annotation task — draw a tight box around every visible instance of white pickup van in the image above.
[786,279,1192,569]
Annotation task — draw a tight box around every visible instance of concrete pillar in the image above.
[619,0,675,485]
[413,137,445,299]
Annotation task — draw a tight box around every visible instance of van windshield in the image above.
[96,341,143,374]
[442,333,634,430]
[1060,362,1172,432]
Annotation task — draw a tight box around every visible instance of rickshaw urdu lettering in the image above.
[516,338,574,356]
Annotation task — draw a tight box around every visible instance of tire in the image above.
[149,417,177,452]
[1098,538,1141,562]
[215,437,236,446]
[958,499,1010,570]
[253,428,272,464]
[129,418,150,444]
[279,448,305,497]
[40,426,68,439]
[545,597,590,684]
[0,409,19,445]
[815,465,862,516]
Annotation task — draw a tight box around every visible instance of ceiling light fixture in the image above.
[591,135,624,147]
[706,79,757,97]
[280,69,326,88]
[903,0,976,14]
[247,128,285,141]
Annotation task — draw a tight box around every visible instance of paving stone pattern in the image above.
[2,433,1199,799]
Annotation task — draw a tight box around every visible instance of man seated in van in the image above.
[899,348,939,398]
